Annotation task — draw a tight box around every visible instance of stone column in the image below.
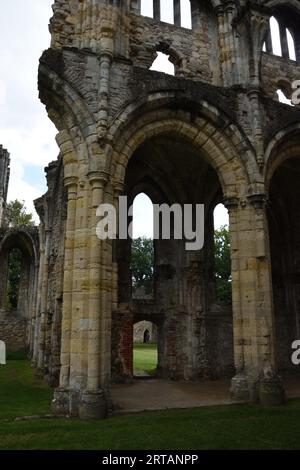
[228,195,284,405]
[52,176,78,415]
[28,260,39,356]
[265,26,273,54]
[32,226,45,367]
[174,0,181,27]
[68,180,90,414]
[279,23,289,59]
[78,172,109,420]
[153,0,160,21]
[215,3,238,86]
[36,227,51,375]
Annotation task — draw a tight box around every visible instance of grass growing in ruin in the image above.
[133,343,158,376]
[0,359,300,450]
[0,356,52,419]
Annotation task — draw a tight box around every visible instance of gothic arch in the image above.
[108,94,260,199]
[264,122,300,187]
[0,227,39,322]
[38,57,96,173]
[265,0,300,15]
[0,227,38,263]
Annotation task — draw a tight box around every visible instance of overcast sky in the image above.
[0,1,58,222]
[0,0,257,232]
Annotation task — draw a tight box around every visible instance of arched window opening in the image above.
[141,0,153,18]
[180,0,192,29]
[150,52,175,75]
[140,0,192,29]
[160,0,174,25]
[6,248,22,310]
[213,204,231,303]
[287,28,296,61]
[277,89,293,106]
[131,193,154,298]
[264,13,299,61]
[133,321,158,377]
[270,16,282,57]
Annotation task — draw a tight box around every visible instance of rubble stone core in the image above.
[2,0,300,418]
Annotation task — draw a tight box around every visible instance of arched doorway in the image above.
[0,228,38,353]
[112,131,235,384]
[268,156,300,376]
[133,320,158,377]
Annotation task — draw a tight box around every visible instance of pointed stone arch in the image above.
[108,94,260,200]
[264,122,300,187]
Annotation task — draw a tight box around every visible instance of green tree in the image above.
[6,248,22,310]
[5,200,33,310]
[131,237,154,295]
[6,200,34,227]
[214,225,232,302]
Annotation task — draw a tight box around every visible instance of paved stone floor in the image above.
[111,376,300,414]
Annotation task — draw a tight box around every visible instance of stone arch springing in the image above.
[109,98,259,198]
[264,123,300,185]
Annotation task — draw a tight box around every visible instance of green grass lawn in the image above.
[0,358,300,450]
[0,354,52,419]
[133,343,158,376]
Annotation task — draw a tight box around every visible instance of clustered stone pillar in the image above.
[79,173,108,420]
[228,195,284,405]
[52,175,78,415]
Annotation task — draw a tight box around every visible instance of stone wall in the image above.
[34,0,300,417]
[134,321,157,343]
[0,310,27,353]
[261,53,300,100]
[33,157,67,386]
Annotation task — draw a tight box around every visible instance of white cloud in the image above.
[0,80,6,106]
[0,0,58,223]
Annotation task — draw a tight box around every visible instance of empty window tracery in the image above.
[140,0,192,29]
[264,13,298,62]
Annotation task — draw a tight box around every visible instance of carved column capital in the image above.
[247,193,267,210]
[223,196,239,212]
[87,171,109,188]
[64,176,78,194]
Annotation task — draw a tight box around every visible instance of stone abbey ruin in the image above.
[1,0,300,419]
